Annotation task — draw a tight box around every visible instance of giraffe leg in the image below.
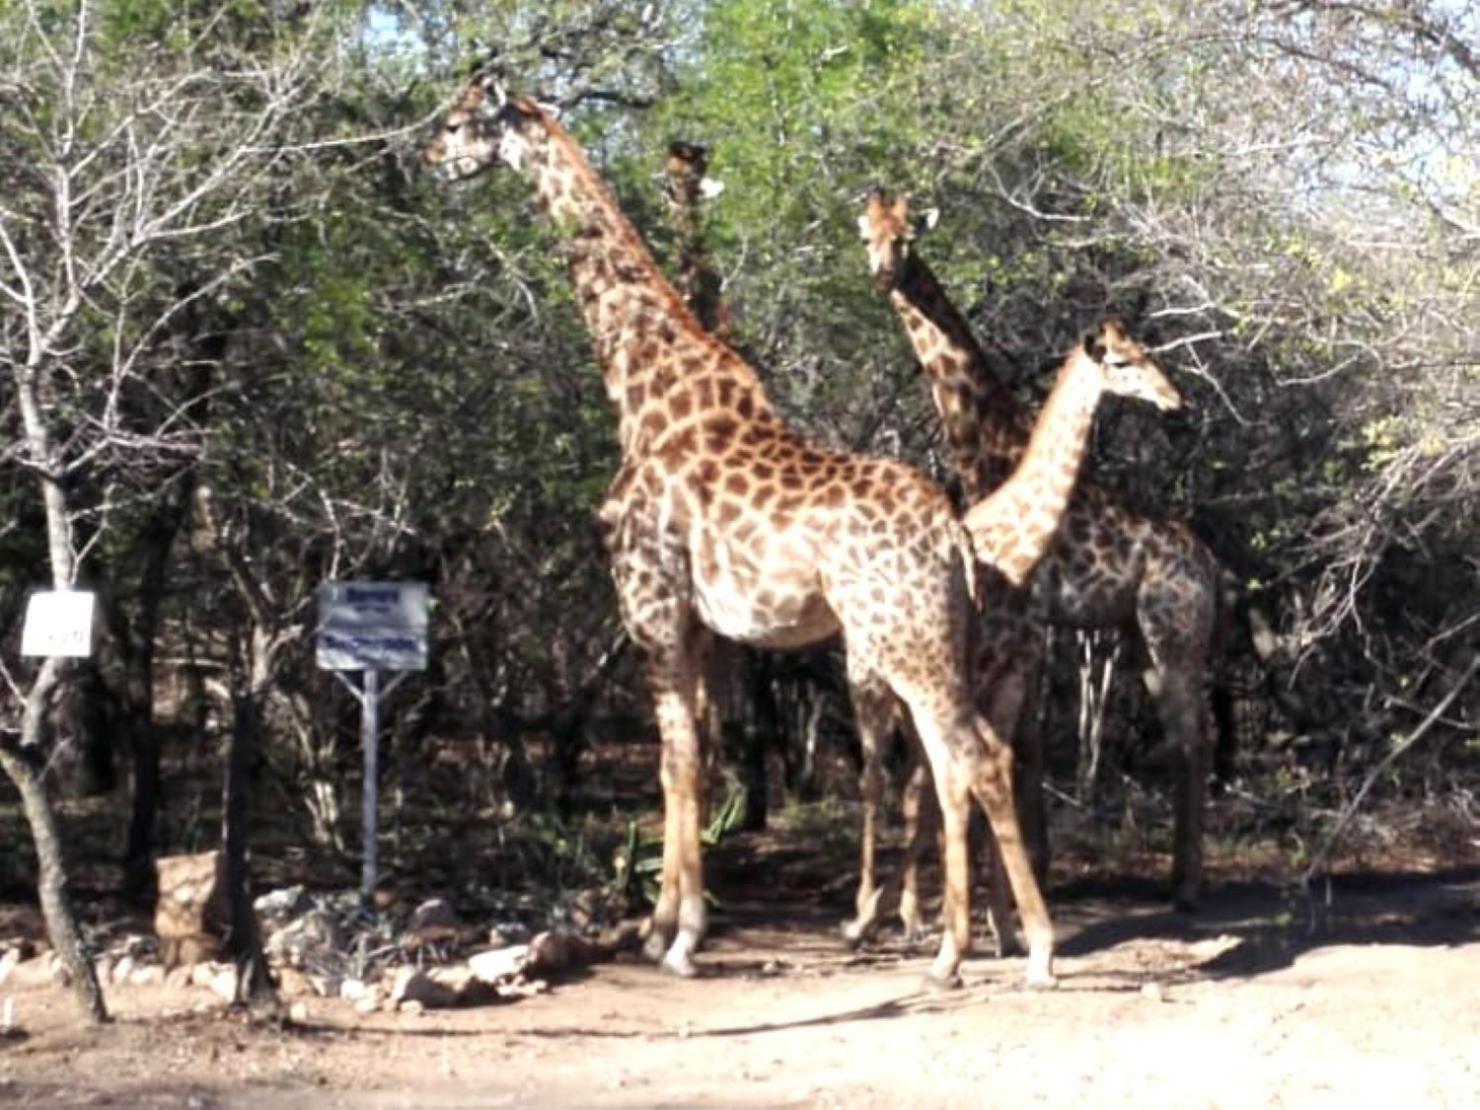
[1137,545,1217,910]
[982,829,1019,959]
[976,608,1049,883]
[1151,665,1207,911]
[920,752,971,990]
[643,667,709,976]
[967,715,1056,988]
[898,757,933,947]
[605,489,711,975]
[896,701,977,990]
[842,680,894,947]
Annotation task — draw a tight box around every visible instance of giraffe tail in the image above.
[952,520,980,606]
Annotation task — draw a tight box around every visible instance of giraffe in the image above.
[857,188,1222,918]
[424,77,1068,987]
[662,141,732,342]
[661,138,773,829]
[423,77,1186,987]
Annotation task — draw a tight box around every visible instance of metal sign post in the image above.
[316,582,429,903]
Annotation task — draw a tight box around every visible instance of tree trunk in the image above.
[122,478,195,902]
[221,684,277,1012]
[0,737,108,1023]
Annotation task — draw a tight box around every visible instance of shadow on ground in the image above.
[1053,864,1479,978]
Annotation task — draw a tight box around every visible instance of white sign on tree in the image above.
[21,590,96,658]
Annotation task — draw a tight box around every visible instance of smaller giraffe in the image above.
[858,188,1222,928]
[844,303,1183,947]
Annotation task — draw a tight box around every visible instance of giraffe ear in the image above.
[1083,329,1106,362]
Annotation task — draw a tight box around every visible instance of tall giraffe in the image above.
[662,139,772,829]
[858,189,1221,911]
[424,79,1175,986]
[424,79,1054,986]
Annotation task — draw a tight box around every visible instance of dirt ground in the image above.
[1,841,1476,1109]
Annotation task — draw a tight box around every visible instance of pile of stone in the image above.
[159,851,637,1013]
[1,851,639,1016]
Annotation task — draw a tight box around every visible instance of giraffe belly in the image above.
[689,533,840,648]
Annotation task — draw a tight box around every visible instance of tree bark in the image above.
[221,684,277,1012]
[0,737,108,1023]
[121,481,194,902]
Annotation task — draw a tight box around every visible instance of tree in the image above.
[0,0,345,1017]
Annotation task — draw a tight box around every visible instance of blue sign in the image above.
[316,582,429,671]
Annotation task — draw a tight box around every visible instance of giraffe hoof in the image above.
[921,971,964,995]
[642,929,673,964]
[900,926,929,953]
[1172,887,1201,913]
[660,951,701,979]
[839,919,873,951]
[1024,954,1058,991]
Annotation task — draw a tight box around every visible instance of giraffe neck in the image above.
[514,109,767,456]
[963,350,1105,586]
[890,255,1034,500]
[665,161,731,339]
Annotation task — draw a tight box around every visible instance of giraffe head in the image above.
[1078,317,1181,410]
[423,73,546,181]
[857,188,937,293]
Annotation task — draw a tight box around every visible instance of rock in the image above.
[0,948,18,987]
[525,930,610,979]
[388,967,457,1009]
[497,978,549,1000]
[308,974,341,999]
[597,919,645,954]
[568,890,604,929]
[427,965,500,1007]
[154,851,229,968]
[1140,981,1166,1003]
[253,885,310,922]
[409,898,458,933]
[339,978,369,1002]
[164,964,193,990]
[3,955,57,990]
[353,987,383,1015]
[468,945,530,985]
[190,963,217,989]
[111,955,136,985]
[288,1001,310,1024]
[398,999,425,1016]
[0,940,36,965]
[486,922,531,947]
[130,965,165,987]
[266,909,348,968]
[276,967,314,998]
[209,967,241,1003]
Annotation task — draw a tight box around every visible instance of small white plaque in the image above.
[316,581,429,672]
[21,590,96,658]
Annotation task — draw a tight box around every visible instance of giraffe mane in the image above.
[514,97,723,355]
